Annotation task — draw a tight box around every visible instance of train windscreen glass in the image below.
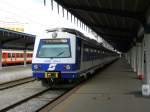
[37,39,71,58]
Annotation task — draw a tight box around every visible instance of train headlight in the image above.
[65,65,71,70]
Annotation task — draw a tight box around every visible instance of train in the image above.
[32,28,118,86]
[2,49,33,65]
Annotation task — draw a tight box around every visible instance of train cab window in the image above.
[37,39,71,58]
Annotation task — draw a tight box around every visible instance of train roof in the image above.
[46,28,114,53]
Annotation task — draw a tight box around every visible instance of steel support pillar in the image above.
[24,49,27,67]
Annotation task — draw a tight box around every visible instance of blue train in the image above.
[32,28,118,85]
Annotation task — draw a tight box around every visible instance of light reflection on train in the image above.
[2,49,33,65]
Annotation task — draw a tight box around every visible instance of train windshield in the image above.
[37,39,71,58]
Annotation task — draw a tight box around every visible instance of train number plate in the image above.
[45,72,59,78]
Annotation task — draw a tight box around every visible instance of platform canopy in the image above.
[54,0,150,52]
[0,28,35,50]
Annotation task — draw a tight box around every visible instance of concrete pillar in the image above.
[141,41,144,80]
[131,47,137,72]
[128,49,131,65]
[127,51,130,64]
[131,47,134,70]
[125,53,127,60]
[143,34,150,84]
[24,49,27,67]
[134,46,137,72]
[136,42,144,79]
[141,34,150,96]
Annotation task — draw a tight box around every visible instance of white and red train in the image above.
[2,49,33,65]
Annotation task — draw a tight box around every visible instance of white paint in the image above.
[48,64,57,71]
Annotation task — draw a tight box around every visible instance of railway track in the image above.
[0,83,76,112]
[38,82,83,112]
[0,75,87,112]
[0,77,35,90]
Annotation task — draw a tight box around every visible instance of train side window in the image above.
[12,53,15,58]
[20,54,23,58]
[8,53,11,58]
[18,53,20,58]
[83,47,86,61]
[16,53,19,58]
[30,53,32,58]
[83,45,87,61]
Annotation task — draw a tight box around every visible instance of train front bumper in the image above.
[32,71,79,79]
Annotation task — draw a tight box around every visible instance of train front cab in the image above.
[32,31,81,84]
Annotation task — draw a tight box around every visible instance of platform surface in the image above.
[49,58,150,112]
[0,65,32,84]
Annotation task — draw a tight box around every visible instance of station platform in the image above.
[48,59,150,112]
[0,65,32,84]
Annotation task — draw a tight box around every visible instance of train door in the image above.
[7,53,11,63]
[11,53,16,62]
[16,53,20,63]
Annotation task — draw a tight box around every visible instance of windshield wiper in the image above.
[56,51,65,57]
